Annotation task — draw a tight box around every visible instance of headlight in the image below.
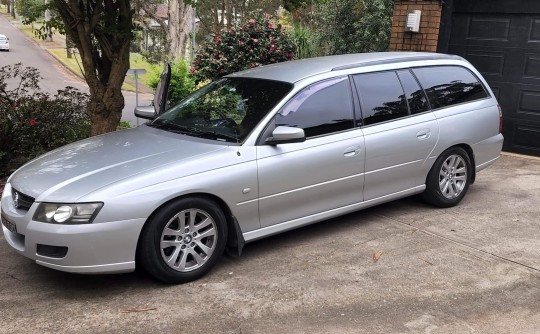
[33,203,103,224]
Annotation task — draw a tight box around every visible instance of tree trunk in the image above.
[88,85,124,135]
[168,0,193,59]
[53,0,132,136]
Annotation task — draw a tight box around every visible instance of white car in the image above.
[0,34,9,51]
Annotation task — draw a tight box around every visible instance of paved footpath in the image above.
[0,13,152,125]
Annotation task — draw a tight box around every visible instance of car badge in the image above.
[13,192,19,209]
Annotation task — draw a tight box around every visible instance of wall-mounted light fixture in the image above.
[405,10,422,33]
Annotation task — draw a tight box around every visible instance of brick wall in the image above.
[389,0,442,52]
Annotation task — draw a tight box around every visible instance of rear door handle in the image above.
[416,129,431,140]
[344,145,362,157]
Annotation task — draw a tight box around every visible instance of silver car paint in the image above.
[1,52,504,273]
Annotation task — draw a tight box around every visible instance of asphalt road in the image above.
[0,14,151,125]
[1,154,540,333]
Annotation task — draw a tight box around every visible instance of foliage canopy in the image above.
[191,13,295,82]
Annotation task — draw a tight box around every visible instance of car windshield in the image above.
[148,77,293,143]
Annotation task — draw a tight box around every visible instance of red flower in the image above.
[249,19,255,25]
[214,36,221,43]
[239,41,244,46]
[268,23,274,29]
[270,58,275,62]
[29,119,36,126]
[252,38,258,43]
[190,67,198,74]
[269,44,275,52]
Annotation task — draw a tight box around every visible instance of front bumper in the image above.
[0,45,9,50]
[1,183,146,274]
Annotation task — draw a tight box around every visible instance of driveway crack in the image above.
[376,213,540,274]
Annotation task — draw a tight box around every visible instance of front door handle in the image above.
[344,145,362,157]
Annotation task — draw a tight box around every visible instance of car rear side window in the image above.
[397,70,430,114]
[276,77,354,137]
[353,71,409,126]
[412,66,489,109]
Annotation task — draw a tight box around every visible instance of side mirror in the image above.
[265,126,306,145]
[134,106,156,120]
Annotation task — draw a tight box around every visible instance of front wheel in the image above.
[138,197,228,284]
[422,147,472,208]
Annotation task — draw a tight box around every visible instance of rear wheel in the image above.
[139,197,227,284]
[422,147,472,208]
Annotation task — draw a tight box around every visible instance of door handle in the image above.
[416,129,431,140]
[344,145,362,157]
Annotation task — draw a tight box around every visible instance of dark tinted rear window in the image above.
[397,70,430,114]
[412,66,489,109]
[353,71,409,126]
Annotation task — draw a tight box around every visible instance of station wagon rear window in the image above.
[412,66,489,109]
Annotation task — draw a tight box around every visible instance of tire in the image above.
[422,147,472,208]
[138,197,228,284]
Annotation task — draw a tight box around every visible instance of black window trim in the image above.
[353,69,419,128]
[395,69,432,116]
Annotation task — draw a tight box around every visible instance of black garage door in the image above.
[439,0,540,156]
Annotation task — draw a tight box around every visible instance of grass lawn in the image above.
[128,53,160,87]
[49,49,159,92]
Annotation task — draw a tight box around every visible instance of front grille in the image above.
[11,188,35,211]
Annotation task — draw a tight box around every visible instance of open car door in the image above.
[134,63,172,120]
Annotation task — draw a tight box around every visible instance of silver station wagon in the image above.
[1,52,503,283]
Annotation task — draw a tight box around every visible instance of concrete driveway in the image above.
[1,154,539,333]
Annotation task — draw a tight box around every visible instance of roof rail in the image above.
[331,54,463,71]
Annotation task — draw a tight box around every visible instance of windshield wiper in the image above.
[195,130,239,143]
[147,120,199,135]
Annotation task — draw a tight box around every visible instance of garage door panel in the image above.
[529,18,540,42]
[447,1,540,155]
[517,88,540,117]
[523,54,540,81]
[503,119,540,153]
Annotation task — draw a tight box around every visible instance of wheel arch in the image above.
[453,143,476,184]
[135,192,245,264]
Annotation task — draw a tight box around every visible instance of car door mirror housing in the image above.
[265,126,306,145]
[134,106,156,120]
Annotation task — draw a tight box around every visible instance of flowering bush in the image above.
[0,64,90,176]
[191,13,296,82]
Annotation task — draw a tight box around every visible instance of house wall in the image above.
[389,0,442,52]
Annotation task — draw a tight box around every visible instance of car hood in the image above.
[8,125,227,202]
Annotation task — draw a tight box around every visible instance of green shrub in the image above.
[191,13,296,82]
[314,0,393,55]
[292,24,317,59]
[148,58,196,105]
[0,64,90,176]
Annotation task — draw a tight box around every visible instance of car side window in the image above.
[353,71,409,126]
[396,70,430,114]
[276,77,354,138]
[412,66,489,109]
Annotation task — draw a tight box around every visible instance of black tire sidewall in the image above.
[139,197,227,284]
[423,147,472,208]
